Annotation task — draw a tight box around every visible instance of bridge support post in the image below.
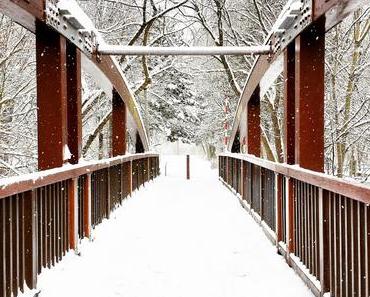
[295,18,326,294]
[282,16,326,294]
[66,41,82,165]
[247,86,260,157]
[284,42,296,165]
[112,90,127,157]
[295,17,325,172]
[283,41,297,263]
[36,22,83,252]
[36,21,68,170]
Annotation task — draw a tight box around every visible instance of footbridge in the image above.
[0,0,368,297]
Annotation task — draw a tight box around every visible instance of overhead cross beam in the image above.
[96,45,272,56]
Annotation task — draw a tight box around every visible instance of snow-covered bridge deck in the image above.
[22,156,312,297]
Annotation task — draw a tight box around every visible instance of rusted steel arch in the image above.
[227,0,365,152]
[0,0,149,151]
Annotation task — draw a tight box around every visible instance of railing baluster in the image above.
[286,177,294,263]
[37,188,42,273]
[68,178,78,251]
[319,188,330,295]
[83,174,92,239]
[19,194,25,293]
[64,181,70,253]
[353,200,359,297]
[24,190,37,290]
[51,184,56,266]
[345,196,351,296]
[359,202,366,296]
[5,196,13,297]
[12,195,19,296]
[1,198,6,297]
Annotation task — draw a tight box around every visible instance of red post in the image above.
[284,42,296,165]
[112,89,127,157]
[275,174,283,247]
[240,161,244,199]
[319,188,330,293]
[283,41,296,261]
[128,161,133,195]
[146,158,150,182]
[68,178,78,250]
[66,41,82,165]
[247,86,261,157]
[36,21,67,170]
[295,17,325,172]
[0,199,5,297]
[186,155,190,180]
[23,190,37,290]
[83,174,92,239]
[286,177,295,260]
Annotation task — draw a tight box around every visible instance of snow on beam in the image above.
[97,45,272,56]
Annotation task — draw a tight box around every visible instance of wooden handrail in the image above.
[219,153,370,204]
[0,153,159,199]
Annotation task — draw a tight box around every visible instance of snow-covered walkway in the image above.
[22,156,313,297]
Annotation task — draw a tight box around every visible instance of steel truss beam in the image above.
[97,45,272,56]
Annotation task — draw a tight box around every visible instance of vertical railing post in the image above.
[319,188,330,295]
[0,198,5,297]
[275,173,283,248]
[106,169,111,218]
[146,157,150,182]
[83,174,92,239]
[240,161,244,199]
[186,155,190,180]
[129,161,133,195]
[225,157,229,184]
[126,161,133,196]
[24,190,37,290]
[68,178,78,251]
[286,176,295,262]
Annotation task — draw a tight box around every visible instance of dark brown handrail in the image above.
[220,153,370,204]
[0,153,159,199]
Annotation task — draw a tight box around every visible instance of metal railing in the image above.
[219,153,370,296]
[0,153,159,297]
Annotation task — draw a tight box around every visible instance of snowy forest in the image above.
[0,0,369,181]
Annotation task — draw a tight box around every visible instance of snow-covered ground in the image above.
[21,155,313,297]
